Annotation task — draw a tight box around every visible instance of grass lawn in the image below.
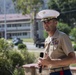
[29,51,40,58]
[7,38,34,43]
[70,64,76,67]
[22,38,34,42]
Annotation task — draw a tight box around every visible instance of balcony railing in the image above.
[22,63,76,75]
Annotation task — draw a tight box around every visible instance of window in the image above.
[23,32,27,35]
[7,24,11,27]
[12,24,16,27]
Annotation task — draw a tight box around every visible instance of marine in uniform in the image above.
[37,9,76,75]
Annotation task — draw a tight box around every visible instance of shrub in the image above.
[0,58,13,75]
[0,38,9,52]
[18,44,27,50]
[25,52,36,63]
[9,51,25,68]
[21,50,36,63]
[13,68,25,75]
[0,38,36,75]
[0,38,14,58]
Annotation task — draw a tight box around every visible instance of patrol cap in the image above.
[38,9,60,21]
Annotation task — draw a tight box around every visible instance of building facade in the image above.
[0,14,44,39]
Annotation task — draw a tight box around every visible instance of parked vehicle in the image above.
[12,38,23,45]
[35,39,45,48]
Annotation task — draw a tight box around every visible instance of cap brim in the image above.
[41,17,57,22]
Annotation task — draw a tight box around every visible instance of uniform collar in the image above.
[48,29,59,38]
[45,29,59,44]
[52,29,59,38]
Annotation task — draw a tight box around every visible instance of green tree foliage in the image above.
[0,58,13,75]
[43,30,48,38]
[73,44,76,51]
[0,38,36,75]
[13,68,25,75]
[70,28,76,42]
[21,50,36,64]
[0,38,11,52]
[13,0,44,14]
[0,38,13,58]
[43,22,71,38]
[57,22,71,35]
[48,0,76,26]
[9,51,25,68]
[25,52,36,63]
[12,0,44,43]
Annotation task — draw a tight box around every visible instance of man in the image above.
[37,9,76,75]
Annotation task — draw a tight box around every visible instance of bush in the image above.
[0,38,14,58]
[21,50,36,64]
[0,38,10,52]
[9,51,25,68]
[25,52,36,63]
[0,38,36,75]
[18,44,27,50]
[13,68,25,75]
[0,58,13,75]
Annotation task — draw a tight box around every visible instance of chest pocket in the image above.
[50,38,59,51]
[49,38,62,58]
[44,37,61,57]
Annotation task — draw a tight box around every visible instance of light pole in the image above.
[33,8,37,44]
[31,4,42,44]
[4,0,7,39]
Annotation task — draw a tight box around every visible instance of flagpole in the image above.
[4,0,7,39]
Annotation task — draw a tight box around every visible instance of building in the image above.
[0,0,47,39]
[0,14,44,39]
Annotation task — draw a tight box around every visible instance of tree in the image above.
[13,0,43,14]
[57,22,71,35]
[43,22,71,38]
[48,0,76,27]
[70,28,76,42]
[0,38,36,75]
[12,0,44,43]
[0,38,13,58]
[43,30,48,38]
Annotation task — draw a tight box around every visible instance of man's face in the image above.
[42,19,57,32]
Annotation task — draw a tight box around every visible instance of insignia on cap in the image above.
[37,9,60,19]
[43,11,46,14]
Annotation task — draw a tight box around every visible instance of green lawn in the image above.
[7,38,34,43]
[22,38,34,42]
[70,64,76,67]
